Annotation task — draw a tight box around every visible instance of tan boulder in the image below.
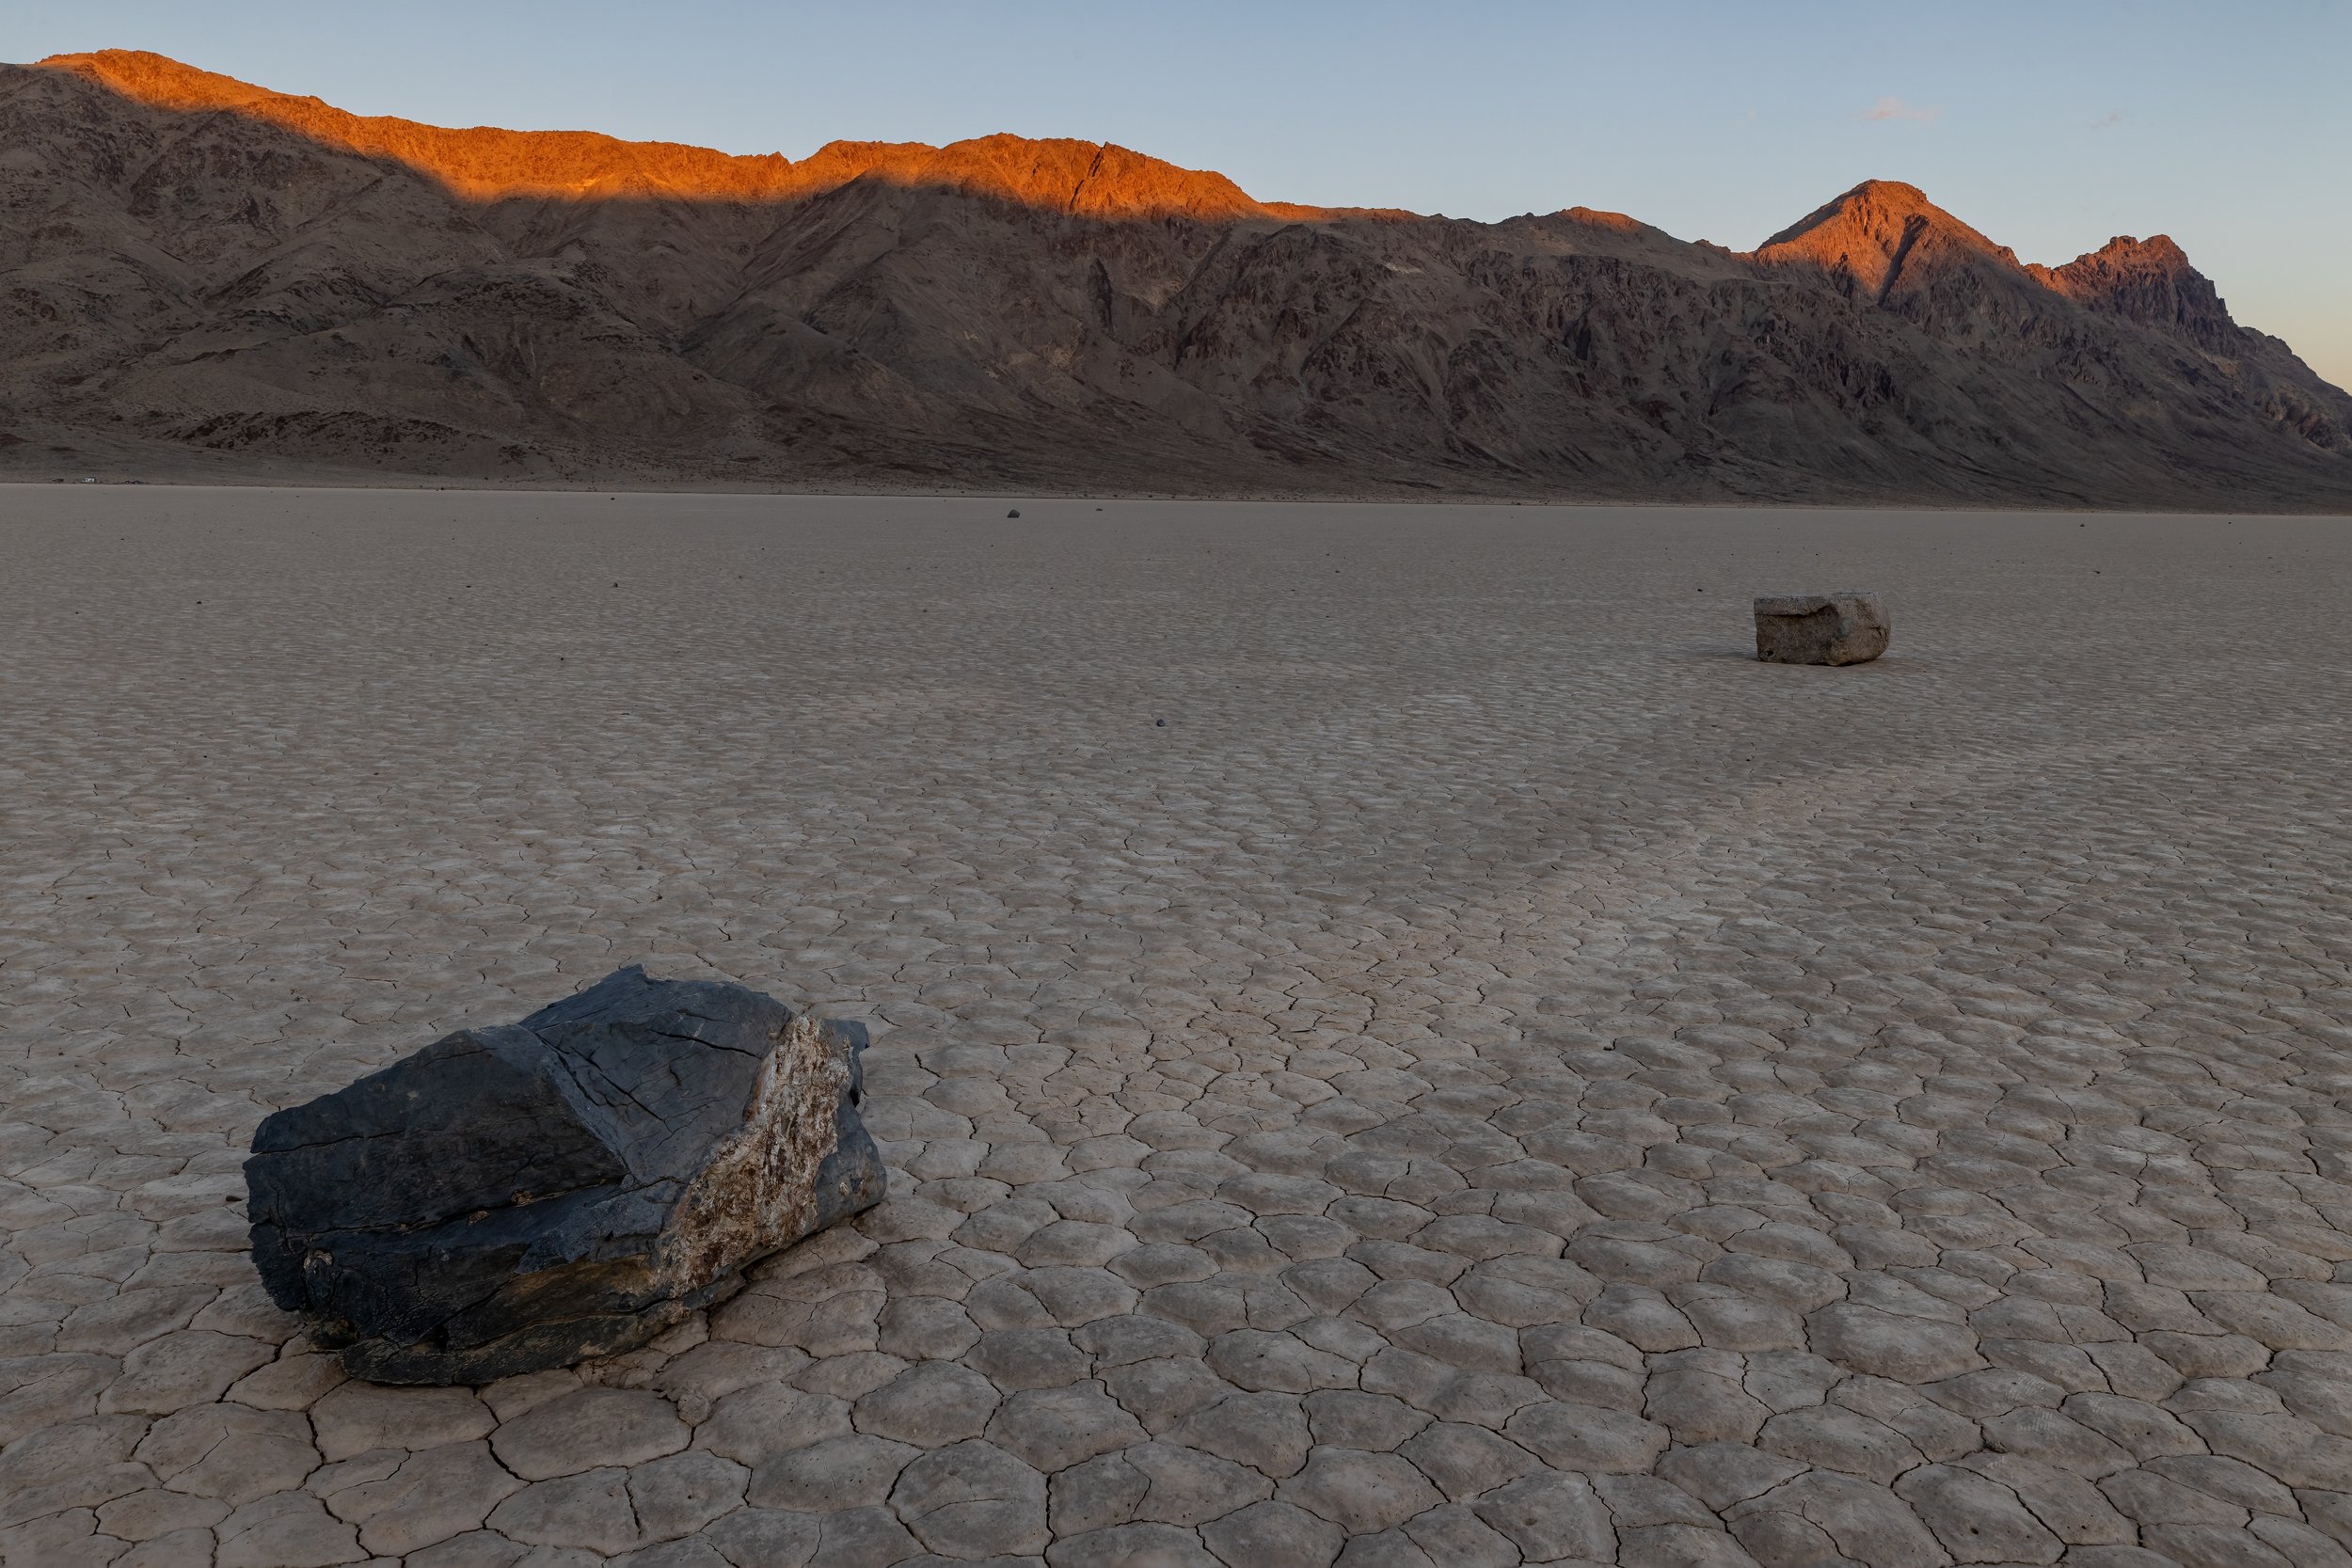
[1755,594,1889,665]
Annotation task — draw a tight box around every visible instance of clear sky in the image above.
[9,0,2349,388]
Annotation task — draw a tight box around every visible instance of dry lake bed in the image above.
[5,487,2352,1568]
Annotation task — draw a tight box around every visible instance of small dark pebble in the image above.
[1007,508,1021,517]
[1156,719,1167,727]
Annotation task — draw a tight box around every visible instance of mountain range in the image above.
[4,49,2348,506]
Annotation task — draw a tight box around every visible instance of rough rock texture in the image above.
[2,49,2349,508]
[1755,594,1891,666]
[244,966,885,1384]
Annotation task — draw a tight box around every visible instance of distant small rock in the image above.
[1007,508,1021,517]
[1755,593,1889,665]
[245,965,885,1384]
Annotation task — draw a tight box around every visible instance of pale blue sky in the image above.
[8,0,2349,387]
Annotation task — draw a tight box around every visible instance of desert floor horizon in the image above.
[22,476,2352,519]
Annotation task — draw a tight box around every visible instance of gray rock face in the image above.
[245,966,885,1385]
[1755,593,1890,665]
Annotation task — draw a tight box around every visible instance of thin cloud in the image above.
[1863,97,1940,123]
[2091,110,2125,130]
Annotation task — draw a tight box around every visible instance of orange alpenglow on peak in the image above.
[2036,233,2197,293]
[2031,233,2239,341]
[40,49,798,200]
[34,48,1331,217]
[1750,179,2025,298]
[18,50,2261,330]
[1556,208,1648,233]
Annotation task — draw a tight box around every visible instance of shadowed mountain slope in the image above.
[4,50,2347,505]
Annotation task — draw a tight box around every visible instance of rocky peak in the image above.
[1753,179,2020,302]
[2035,233,2240,347]
[1558,207,1648,233]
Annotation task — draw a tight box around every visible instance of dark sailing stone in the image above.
[246,965,886,1384]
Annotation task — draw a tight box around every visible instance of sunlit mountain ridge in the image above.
[3,50,2345,503]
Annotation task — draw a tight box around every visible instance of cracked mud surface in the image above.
[5,487,2352,1567]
